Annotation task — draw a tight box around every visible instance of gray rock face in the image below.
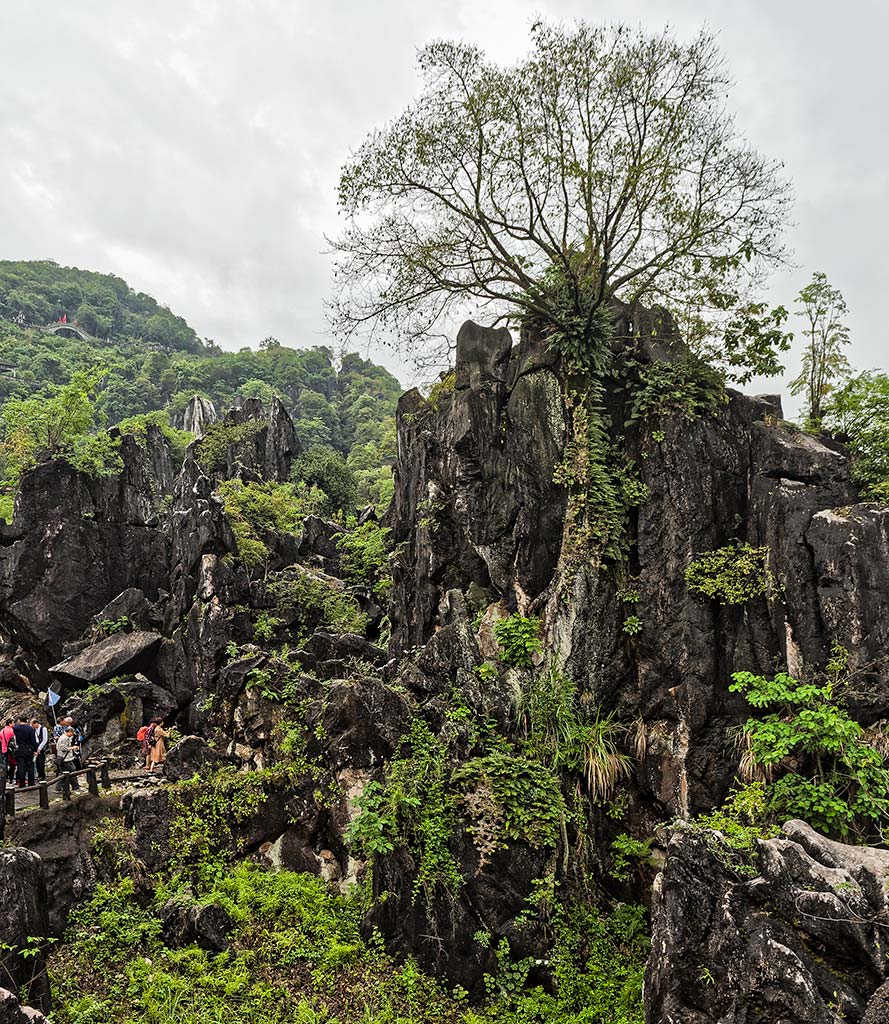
[645,820,889,1024]
[389,324,568,653]
[0,849,50,1014]
[0,988,48,1024]
[0,447,169,674]
[50,630,162,684]
[181,394,218,438]
[387,318,880,819]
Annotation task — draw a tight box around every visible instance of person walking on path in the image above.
[148,718,169,771]
[12,717,37,788]
[31,719,48,782]
[54,727,80,790]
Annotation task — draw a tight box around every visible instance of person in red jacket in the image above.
[0,719,15,783]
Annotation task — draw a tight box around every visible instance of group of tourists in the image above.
[0,715,76,788]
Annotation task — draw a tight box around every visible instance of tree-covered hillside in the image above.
[0,262,402,514]
[0,259,201,352]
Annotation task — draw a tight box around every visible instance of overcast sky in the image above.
[1,1,886,401]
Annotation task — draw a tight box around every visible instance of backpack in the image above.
[136,725,149,742]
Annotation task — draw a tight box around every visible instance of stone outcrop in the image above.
[50,630,162,684]
[387,319,876,820]
[181,394,218,437]
[0,849,50,1014]
[646,820,889,1024]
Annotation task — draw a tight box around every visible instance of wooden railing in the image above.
[0,761,112,817]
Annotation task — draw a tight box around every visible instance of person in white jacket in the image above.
[54,728,80,790]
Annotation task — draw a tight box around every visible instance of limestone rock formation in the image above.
[181,394,218,437]
[646,820,889,1024]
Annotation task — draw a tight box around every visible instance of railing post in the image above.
[87,768,99,797]
[4,789,14,816]
[99,761,110,789]
[37,781,49,810]
[60,774,71,801]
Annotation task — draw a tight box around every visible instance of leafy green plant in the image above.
[493,614,542,668]
[626,355,728,424]
[685,543,773,604]
[253,611,282,641]
[474,660,499,684]
[218,478,305,572]
[730,658,889,838]
[269,569,367,636]
[621,615,642,636]
[336,519,391,599]
[517,666,631,801]
[610,833,653,882]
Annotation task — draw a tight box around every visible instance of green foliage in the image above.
[457,752,566,850]
[492,614,541,668]
[346,721,463,903]
[292,443,357,513]
[269,570,368,636]
[621,615,642,636]
[685,543,773,604]
[51,861,647,1024]
[609,834,653,882]
[195,419,265,475]
[65,432,123,478]
[720,301,793,385]
[96,616,131,637]
[790,271,851,427]
[0,367,109,497]
[517,666,631,801]
[0,259,200,350]
[474,661,499,684]
[690,782,780,875]
[217,478,305,571]
[823,371,889,502]
[336,519,391,599]
[553,396,629,568]
[332,20,788,375]
[253,611,282,641]
[427,371,456,407]
[115,410,191,463]
[730,658,889,838]
[626,355,728,425]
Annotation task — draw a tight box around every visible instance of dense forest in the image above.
[0,262,402,517]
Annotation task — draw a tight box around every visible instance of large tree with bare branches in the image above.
[329,21,792,369]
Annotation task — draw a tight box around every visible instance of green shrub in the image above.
[291,443,357,513]
[217,478,304,571]
[621,615,642,636]
[336,519,391,599]
[685,543,773,604]
[730,657,889,839]
[194,419,265,475]
[269,570,367,636]
[626,355,728,424]
[610,834,653,881]
[518,666,631,801]
[493,614,542,668]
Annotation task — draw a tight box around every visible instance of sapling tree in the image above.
[790,271,851,427]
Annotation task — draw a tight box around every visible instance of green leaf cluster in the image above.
[730,663,889,838]
[685,543,773,605]
[492,614,542,669]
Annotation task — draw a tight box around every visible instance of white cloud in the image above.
[0,0,884,397]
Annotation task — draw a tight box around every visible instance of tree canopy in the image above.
[331,21,791,367]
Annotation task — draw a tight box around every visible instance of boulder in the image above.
[159,897,232,951]
[0,988,48,1024]
[164,735,233,782]
[49,630,162,685]
[0,849,50,1013]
